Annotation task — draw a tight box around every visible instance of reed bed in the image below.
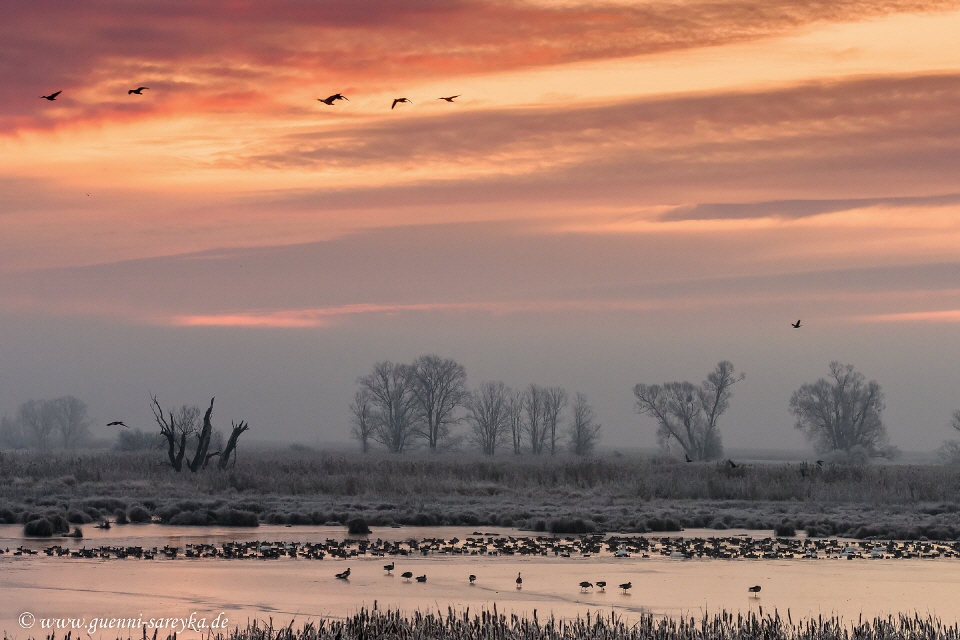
[3,450,960,538]
[19,608,960,640]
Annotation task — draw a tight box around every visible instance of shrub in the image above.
[127,506,151,523]
[0,507,16,524]
[114,509,129,525]
[774,521,796,537]
[215,509,259,527]
[347,517,371,535]
[50,514,71,534]
[24,517,54,537]
[67,509,92,524]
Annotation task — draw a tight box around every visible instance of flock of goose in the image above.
[39,88,460,111]
[8,532,960,562]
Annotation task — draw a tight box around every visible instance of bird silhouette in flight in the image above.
[749,585,761,597]
[792,320,802,328]
[391,98,411,109]
[128,87,149,95]
[40,91,62,101]
[107,421,128,428]
[318,93,348,105]
[437,95,460,102]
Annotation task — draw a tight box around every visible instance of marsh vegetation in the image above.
[3,450,960,539]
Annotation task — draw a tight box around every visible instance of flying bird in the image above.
[437,95,460,102]
[792,320,802,328]
[749,585,762,597]
[391,98,411,109]
[128,87,149,95]
[335,567,351,580]
[107,421,128,428]
[318,93,348,105]
[619,581,632,593]
[40,91,62,101]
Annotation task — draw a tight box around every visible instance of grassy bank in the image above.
[2,449,960,539]
[22,607,960,640]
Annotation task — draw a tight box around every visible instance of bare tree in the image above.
[0,415,27,449]
[51,396,92,450]
[543,386,567,454]
[508,388,524,454]
[634,361,744,461]
[17,399,58,450]
[524,384,549,454]
[409,354,467,450]
[350,389,374,453]
[789,361,891,459]
[568,392,602,455]
[218,420,250,469]
[151,395,221,472]
[466,381,510,455]
[359,361,418,453]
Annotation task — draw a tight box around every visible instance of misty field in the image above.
[3,450,960,539]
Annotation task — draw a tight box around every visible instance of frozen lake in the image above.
[2,525,960,637]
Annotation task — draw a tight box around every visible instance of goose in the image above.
[383,562,394,573]
[391,98,411,109]
[128,87,149,95]
[619,581,632,593]
[40,91,62,101]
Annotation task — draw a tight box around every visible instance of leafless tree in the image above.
[789,361,891,459]
[151,395,222,472]
[466,381,510,455]
[543,386,567,454]
[218,420,250,469]
[350,389,374,453]
[0,415,26,449]
[568,392,601,455]
[17,399,58,450]
[409,354,467,450]
[359,361,418,453]
[51,396,92,450]
[524,384,549,454]
[508,388,524,454]
[634,360,744,461]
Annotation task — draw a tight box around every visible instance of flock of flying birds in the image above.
[40,87,458,110]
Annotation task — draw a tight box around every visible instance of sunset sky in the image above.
[3,0,960,453]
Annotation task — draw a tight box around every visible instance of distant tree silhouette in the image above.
[507,388,524,454]
[938,410,960,464]
[358,361,418,453]
[789,362,892,460]
[466,381,510,455]
[543,387,567,455]
[350,389,374,453]
[17,399,58,450]
[524,384,549,454]
[634,361,744,461]
[568,392,601,455]
[51,396,91,450]
[409,354,467,450]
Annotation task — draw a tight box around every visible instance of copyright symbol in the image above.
[19,612,35,628]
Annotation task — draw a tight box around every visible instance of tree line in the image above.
[350,357,924,462]
[0,396,92,450]
[350,355,602,456]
